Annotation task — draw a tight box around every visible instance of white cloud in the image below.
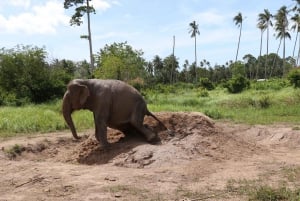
[0,1,69,34]
[90,0,120,12]
[91,0,113,11]
[195,10,228,27]
[9,0,31,8]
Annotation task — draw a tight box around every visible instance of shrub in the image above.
[204,109,223,119]
[199,78,215,90]
[288,68,300,88]
[225,75,250,93]
[128,77,144,91]
[197,88,209,97]
[258,95,271,108]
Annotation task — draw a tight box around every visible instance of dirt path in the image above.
[1,112,300,200]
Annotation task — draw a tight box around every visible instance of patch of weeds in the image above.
[181,98,202,107]
[204,109,223,119]
[4,144,25,159]
[197,88,209,97]
[281,166,300,183]
[175,185,227,200]
[226,179,259,195]
[226,179,300,201]
[257,95,271,109]
[249,186,300,201]
[292,126,300,131]
[102,185,152,200]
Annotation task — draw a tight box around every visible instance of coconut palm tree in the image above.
[188,21,200,65]
[233,12,243,62]
[257,22,265,79]
[257,9,273,79]
[274,6,291,76]
[188,21,200,82]
[291,13,300,66]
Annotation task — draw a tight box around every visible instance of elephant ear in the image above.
[79,85,90,105]
[68,83,90,107]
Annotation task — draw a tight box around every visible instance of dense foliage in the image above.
[0,45,90,106]
[0,42,297,106]
[288,68,300,88]
[94,42,146,81]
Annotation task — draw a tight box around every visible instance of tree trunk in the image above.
[297,34,300,66]
[257,30,263,79]
[293,31,298,63]
[235,24,242,62]
[86,0,94,72]
[194,35,198,82]
[265,25,269,79]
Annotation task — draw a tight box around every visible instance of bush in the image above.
[225,75,250,93]
[197,88,209,97]
[288,68,300,88]
[128,77,145,91]
[252,79,289,90]
[257,95,271,108]
[199,78,215,90]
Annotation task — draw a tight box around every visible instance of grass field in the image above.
[0,80,299,137]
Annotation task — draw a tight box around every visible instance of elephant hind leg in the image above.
[130,103,158,142]
[131,123,157,142]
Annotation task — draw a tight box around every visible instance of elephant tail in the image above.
[146,110,168,130]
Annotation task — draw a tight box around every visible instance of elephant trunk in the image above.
[62,93,80,139]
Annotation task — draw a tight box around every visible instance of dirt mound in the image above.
[67,112,259,167]
[1,112,260,168]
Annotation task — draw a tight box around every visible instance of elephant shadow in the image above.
[74,126,163,165]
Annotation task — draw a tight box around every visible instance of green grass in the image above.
[0,80,300,137]
[0,101,93,137]
[147,85,300,124]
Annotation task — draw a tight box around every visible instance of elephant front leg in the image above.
[94,114,109,147]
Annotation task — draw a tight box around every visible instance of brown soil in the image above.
[1,112,300,200]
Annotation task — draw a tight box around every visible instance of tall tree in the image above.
[257,9,273,79]
[274,6,291,76]
[94,42,146,81]
[257,22,265,79]
[291,13,300,66]
[233,12,243,62]
[64,0,95,72]
[152,55,166,83]
[188,20,200,82]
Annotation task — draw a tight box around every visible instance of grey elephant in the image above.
[62,79,168,146]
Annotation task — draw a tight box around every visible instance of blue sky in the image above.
[0,0,297,67]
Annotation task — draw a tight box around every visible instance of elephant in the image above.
[62,79,169,146]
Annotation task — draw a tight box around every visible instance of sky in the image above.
[0,0,297,68]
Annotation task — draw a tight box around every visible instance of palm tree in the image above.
[257,22,265,79]
[274,6,291,76]
[152,55,164,82]
[257,9,273,79]
[291,13,300,66]
[188,21,200,82]
[188,21,200,65]
[233,12,243,62]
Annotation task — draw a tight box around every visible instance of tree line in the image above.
[0,43,296,106]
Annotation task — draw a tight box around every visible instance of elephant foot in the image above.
[145,132,161,144]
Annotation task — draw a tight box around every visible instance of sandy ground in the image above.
[1,112,300,201]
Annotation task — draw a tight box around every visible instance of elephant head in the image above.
[62,81,90,139]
